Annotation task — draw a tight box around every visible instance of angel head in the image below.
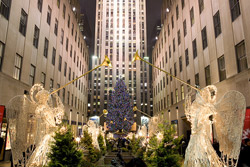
[35,90,50,105]
[199,85,217,104]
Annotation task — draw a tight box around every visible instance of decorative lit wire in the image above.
[50,55,112,95]
[132,51,201,92]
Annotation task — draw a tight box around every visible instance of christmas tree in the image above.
[106,78,134,132]
[97,133,106,155]
[80,130,101,163]
[143,122,183,167]
[47,126,83,167]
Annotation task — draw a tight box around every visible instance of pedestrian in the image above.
[240,139,250,167]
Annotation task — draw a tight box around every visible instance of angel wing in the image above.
[6,94,38,166]
[214,90,246,166]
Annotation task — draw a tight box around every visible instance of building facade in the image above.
[89,0,153,126]
[153,0,250,139]
[0,0,89,141]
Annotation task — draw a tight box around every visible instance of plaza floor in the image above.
[0,161,10,167]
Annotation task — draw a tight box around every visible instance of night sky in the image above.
[80,0,162,57]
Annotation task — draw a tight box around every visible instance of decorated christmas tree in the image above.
[47,126,83,167]
[106,78,134,132]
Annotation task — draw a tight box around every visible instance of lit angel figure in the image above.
[7,84,64,167]
[184,85,246,167]
[83,120,100,150]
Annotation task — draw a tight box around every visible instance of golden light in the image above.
[101,55,112,68]
[132,51,142,64]
[75,137,80,143]
[103,109,108,115]
[133,106,138,112]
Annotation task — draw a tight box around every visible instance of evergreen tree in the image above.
[80,130,101,163]
[97,133,106,155]
[143,122,183,167]
[47,126,83,167]
[106,78,134,132]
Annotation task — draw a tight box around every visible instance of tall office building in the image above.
[153,0,250,138]
[89,0,153,126]
[0,1,89,159]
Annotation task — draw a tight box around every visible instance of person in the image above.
[0,137,3,153]
[126,158,147,167]
[240,139,250,167]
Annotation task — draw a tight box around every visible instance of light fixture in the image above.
[73,7,76,11]
[84,36,86,39]
[155,36,158,40]
[166,8,170,13]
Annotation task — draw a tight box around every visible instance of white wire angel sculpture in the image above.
[184,85,246,167]
[6,84,64,167]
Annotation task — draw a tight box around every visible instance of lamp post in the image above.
[69,109,72,125]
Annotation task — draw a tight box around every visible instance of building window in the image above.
[171,15,174,28]
[168,24,170,36]
[213,11,221,38]
[68,67,71,80]
[195,73,199,86]
[58,56,62,72]
[187,79,191,92]
[67,91,70,104]
[47,6,51,25]
[218,55,226,81]
[236,41,248,73]
[13,54,22,80]
[176,5,179,20]
[178,30,181,45]
[0,0,11,20]
[190,7,194,26]
[173,38,175,52]
[33,25,40,49]
[50,78,53,89]
[198,0,204,13]
[61,29,64,44]
[44,38,49,58]
[201,27,208,49]
[171,92,173,105]
[62,88,65,102]
[52,47,56,65]
[37,0,43,12]
[66,38,68,51]
[64,62,67,77]
[179,56,182,72]
[29,65,36,86]
[57,84,60,96]
[63,4,66,19]
[185,48,189,66]
[229,0,240,21]
[0,42,5,70]
[192,39,197,59]
[182,0,185,9]
[57,0,60,8]
[174,63,177,76]
[183,20,187,37]
[68,14,70,28]
[41,72,46,87]
[205,65,211,85]
[19,9,28,36]
[181,85,185,100]
[175,89,179,103]
[54,18,58,36]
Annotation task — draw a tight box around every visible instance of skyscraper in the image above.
[89,0,152,126]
